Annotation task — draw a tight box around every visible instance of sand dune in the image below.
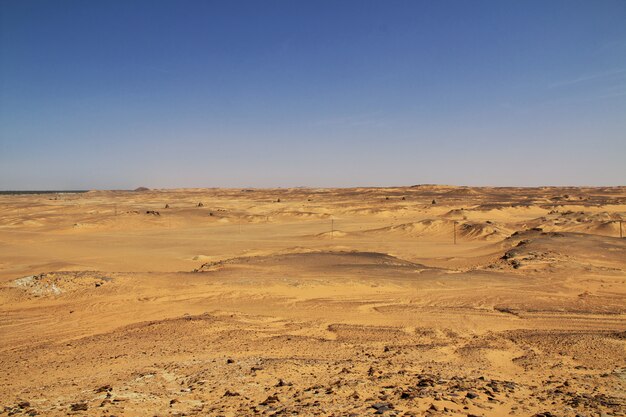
[0,186,624,416]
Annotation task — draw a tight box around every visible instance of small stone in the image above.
[372,402,393,411]
[275,379,292,387]
[69,402,88,411]
[261,395,279,405]
[466,392,479,399]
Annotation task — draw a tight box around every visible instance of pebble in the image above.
[69,402,88,411]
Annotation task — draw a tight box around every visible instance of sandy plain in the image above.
[0,185,625,417]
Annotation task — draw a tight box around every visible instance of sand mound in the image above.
[274,210,331,219]
[522,211,624,237]
[441,208,469,219]
[314,230,348,239]
[365,218,511,241]
[69,212,169,231]
[242,214,271,223]
[364,219,455,237]
[457,221,510,241]
[343,207,408,217]
[491,231,626,271]
[443,187,481,197]
[195,250,425,272]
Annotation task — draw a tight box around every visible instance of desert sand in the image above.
[0,186,625,417]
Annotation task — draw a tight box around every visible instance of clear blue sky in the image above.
[1,0,625,189]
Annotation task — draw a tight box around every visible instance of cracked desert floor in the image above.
[1,186,625,417]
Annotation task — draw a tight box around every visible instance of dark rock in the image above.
[94,385,112,393]
[223,390,240,396]
[261,395,279,405]
[466,392,479,399]
[483,388,495,397]
[417,377,435,387]
[69,402,88,411]
[275,379,292,387]
[371,402,393,410]
[501,251,516,260]
[226,358,234,364]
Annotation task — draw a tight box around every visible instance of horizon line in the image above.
[2,184,625,193]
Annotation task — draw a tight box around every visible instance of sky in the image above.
[1,0,625,189]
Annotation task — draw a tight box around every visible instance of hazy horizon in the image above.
[2,183,626,193]
[1,0,625,189]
